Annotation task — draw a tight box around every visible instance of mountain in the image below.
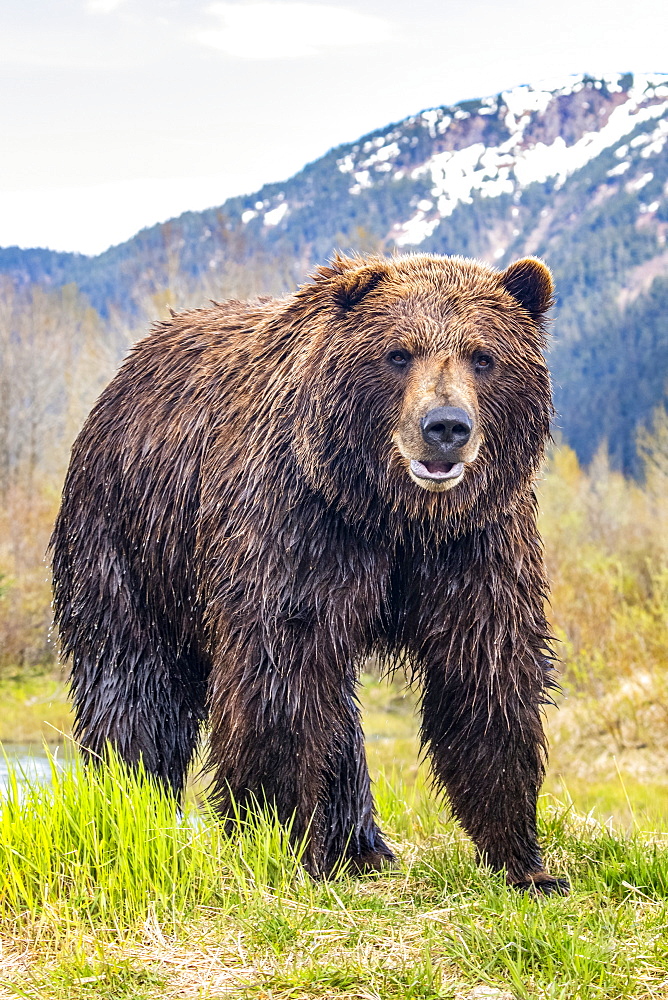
[2,71,668,474]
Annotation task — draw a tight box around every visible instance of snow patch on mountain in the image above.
[391,74,668,245]
[393,214,439,247]
[627,172,654,193]
[264,202,288,227]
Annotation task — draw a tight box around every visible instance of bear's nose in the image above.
[420,407,472,448]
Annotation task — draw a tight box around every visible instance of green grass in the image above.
[0,750,313,929]
[2,675,668,997]
[2,743,668,999]
[4,956,166,1000]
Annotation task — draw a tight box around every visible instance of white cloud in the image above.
[194,2,393,59]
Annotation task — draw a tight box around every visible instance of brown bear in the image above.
[51,251,568,894]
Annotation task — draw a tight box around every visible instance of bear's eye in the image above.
[474,353,494,372]
[387,349,411,369]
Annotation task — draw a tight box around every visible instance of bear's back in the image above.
[52,295,298,632]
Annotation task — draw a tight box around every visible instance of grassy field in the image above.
[2,675,668,999]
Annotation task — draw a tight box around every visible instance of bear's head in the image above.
[292,252,553,534]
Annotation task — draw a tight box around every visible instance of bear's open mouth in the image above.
[409,459,464,482]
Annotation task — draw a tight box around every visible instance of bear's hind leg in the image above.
[70,642,208,799]
[56,544,209,799]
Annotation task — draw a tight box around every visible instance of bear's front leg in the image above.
[206,627,393,877]
[420,664,567,894]
[415,512,569,895]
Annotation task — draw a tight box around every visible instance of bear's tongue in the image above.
[424,461,454,475]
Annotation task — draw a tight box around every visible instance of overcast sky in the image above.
[2,0,666,255]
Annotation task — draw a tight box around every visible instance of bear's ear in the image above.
[308,253,389,311]
[499,258,554,320]
[333,263,388,311]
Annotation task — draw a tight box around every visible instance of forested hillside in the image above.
[1,71,668,475]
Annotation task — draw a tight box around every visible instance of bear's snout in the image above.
[391,352,483,492]
[403,405,476,489]
[420,406,473,450]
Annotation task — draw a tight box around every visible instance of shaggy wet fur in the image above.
[51,252,568,893]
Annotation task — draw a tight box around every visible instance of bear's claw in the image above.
[345,848,398,874]
[512,874,570,896]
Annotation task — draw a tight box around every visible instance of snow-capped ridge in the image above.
[238,72,668,250]
[392,72,668,246]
